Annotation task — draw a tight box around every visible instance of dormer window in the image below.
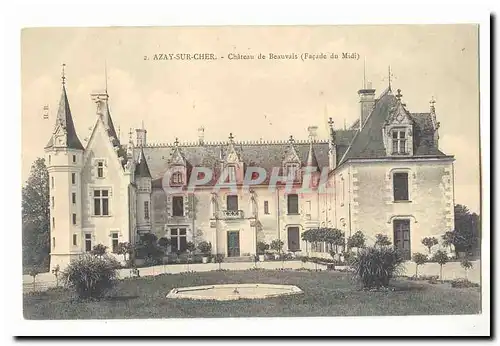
[391,129,407,155]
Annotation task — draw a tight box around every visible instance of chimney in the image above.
[91,90,111,127]
[136,127,147,147]
[357,81,376,130]
[198,126,205,145]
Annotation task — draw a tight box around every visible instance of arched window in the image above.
[171,172,183,185]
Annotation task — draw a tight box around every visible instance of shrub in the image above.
[451,278,479,288]
[412,252,428,277]
[374,234,392,247]
[347,230,366,251]
[351,246,405,289]
[116,242,133,262]
[62,254,120,299]
[197,241,212,255]
[186,242,196,254]
[91,244,108,257]
[256,241,269,255]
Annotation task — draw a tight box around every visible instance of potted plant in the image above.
[256,241,269,262]
[270,239,284,260]
[197,241,212,264]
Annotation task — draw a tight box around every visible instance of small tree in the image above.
[116,242,133,263]
[28,267,41,292]
[186,241,196,271]
[347,230,366,253]
[412,253,427,277]
[51,264,61,287]
[374,234,392,248]
[215,253,225,270]
[270,239,284,257]
[91,244,107,258]
[432,250,449,281]
[421,237,439,254]
[158,237,170,251]
[461,258,473,280]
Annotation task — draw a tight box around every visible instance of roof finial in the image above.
[61,63,66,86]
[288,135,295,144]
[396,88,403,101]
[328,117,334,128]
[229,132,234,143]
[388,65,393,91]
[430,96,436,111]
[174,137,179,146]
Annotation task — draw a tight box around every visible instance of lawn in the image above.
[23,270,481,319]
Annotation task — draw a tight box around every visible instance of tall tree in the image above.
[452,204,480,255]
[22,158,50,270]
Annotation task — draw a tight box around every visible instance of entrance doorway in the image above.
[227,231,240,257]
[287,227,300,251]
[393,219,411,260]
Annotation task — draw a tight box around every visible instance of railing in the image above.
[219,210,244,219]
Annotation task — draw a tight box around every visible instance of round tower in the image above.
[44,65,85,270]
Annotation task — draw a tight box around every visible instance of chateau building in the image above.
[44,73,455,269]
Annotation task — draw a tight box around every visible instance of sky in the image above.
[21,25,480,212]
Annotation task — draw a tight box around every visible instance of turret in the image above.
[44,64,84,270]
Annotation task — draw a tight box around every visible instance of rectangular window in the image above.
[52,237,55,249]
[48,155,51,164]
[287,164,299,181]
[264,201,269,214]
[287,194,299,214]
[172,196,184,217]
[72,192,76,204]
[111,233,119,253]
[226,195,238,211]
[72,155,76,163]
[52,217,55,229]
[51,177,54,189]
[93,189,110,216]
[393,173,409,201]
[71,173,76,185]
[51,196,54,209]
[393,219,411,260]
[97,161,104,178]
[341,178,345,204]
[172,172,183,185]
[144,201,150,219]
[85,234,92,252]
[73,234,77,246]
[170,228,187,252]
[228,166,236,182]
[72,213,77,225]
[392,130,407,154]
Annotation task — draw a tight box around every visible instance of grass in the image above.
[23,270,480,319]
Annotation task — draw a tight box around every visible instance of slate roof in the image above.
[134,132,355,188]
[339,89,449,164]
[134,148,152,178]
[45,85,84,150]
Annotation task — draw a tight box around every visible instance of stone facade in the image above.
[44,76,455,270]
